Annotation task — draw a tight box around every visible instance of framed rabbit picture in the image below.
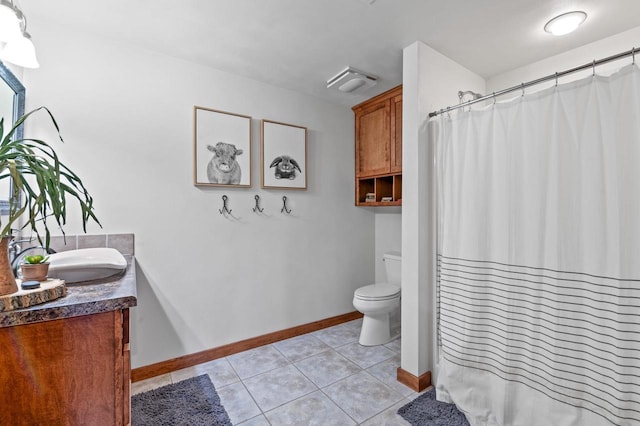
[260,119,307,190]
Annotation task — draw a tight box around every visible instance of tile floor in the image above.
[132,318,425,425]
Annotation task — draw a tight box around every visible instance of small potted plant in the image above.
[20,254,50,282]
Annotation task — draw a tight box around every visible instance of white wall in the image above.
[488,26,640,94]
[402,41,485,379]
[23,19,375,368]
[374,210,401,282]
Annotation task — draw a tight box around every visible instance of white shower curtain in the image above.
[434,64,640,426]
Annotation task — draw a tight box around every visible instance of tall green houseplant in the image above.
[0,107,100,295]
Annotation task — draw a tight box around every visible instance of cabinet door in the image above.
[390,94,402,173]
[0,311,126,426]
[355,99,390,177]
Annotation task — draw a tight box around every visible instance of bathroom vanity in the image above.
[0,256,137,426]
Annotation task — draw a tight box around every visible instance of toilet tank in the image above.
[383,251,401,285]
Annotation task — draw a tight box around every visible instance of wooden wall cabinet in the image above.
[0,309,132,425]
[353,85,402,206]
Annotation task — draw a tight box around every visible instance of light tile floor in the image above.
[132,319,424,425]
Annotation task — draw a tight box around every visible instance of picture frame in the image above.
[193,106,252,187]
[261,119,307,190]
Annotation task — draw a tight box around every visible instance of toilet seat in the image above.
[354,283,400,301]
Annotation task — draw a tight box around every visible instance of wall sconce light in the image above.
[544,11,587,36]
[0,0,39,68]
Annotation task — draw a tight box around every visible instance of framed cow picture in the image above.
[260,119,307,190]
[193,106,252,187]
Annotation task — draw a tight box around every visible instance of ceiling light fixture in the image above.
[544,11,587,36]
[327,67,377,93]
[0,0,39,68]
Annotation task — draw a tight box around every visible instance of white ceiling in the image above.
[23,0,640,106]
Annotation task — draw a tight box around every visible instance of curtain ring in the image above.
[555,72,559,87]
[592,60,596,76]
[493,92,496,105]
[633,47,636,65]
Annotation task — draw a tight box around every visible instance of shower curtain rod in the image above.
[428,46,638,118]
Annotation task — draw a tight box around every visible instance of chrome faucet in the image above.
[8,238,34,265]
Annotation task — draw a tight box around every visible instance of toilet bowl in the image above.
[353,252,401,346]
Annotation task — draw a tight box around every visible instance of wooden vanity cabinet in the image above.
[353,85,403,206]
[0,309,132,426]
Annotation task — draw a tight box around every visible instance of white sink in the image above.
[48,248,127,284]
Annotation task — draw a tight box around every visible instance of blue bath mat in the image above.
[398,388,470,426]
[132,374,231,425]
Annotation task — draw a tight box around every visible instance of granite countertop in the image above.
[0,255,137,328]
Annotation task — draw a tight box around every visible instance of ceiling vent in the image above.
[327,67,377,93]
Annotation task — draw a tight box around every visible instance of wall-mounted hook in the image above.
[253,194,264,213]
[281,196,292,214]
[219,195,232,215]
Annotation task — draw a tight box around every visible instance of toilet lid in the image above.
[355,283,400,301]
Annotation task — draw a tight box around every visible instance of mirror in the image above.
[0,62,25,215]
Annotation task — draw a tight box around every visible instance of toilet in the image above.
[353,251,401,346]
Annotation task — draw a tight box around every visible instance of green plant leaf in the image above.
[0,107,101,249]
[24,254,49,264]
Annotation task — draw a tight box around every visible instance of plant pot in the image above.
[21,263,50,282]
[0,236,18,296]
